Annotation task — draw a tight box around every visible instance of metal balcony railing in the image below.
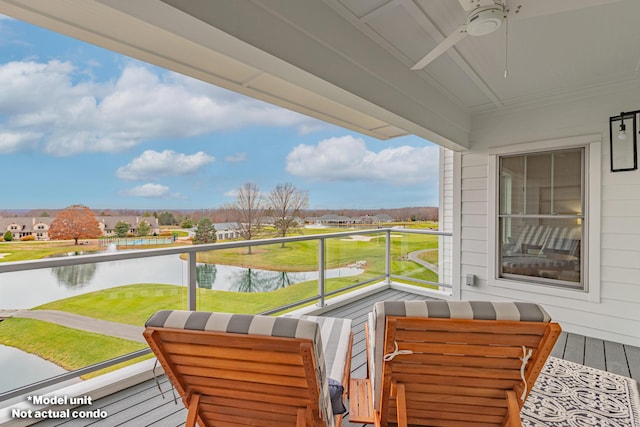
[0,228,452,401]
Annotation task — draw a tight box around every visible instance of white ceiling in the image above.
[329,0,640,111]
[0,0,638,151]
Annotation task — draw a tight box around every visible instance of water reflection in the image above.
[231,268,263,293]
[51,264,97,289]
[229,269,311,293]
[196,264,217,289]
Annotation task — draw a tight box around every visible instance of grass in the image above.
[416,249,439,265]
[0,318,148,379]
[0,240,105,262]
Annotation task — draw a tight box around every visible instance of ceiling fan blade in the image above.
[411,25,468,70]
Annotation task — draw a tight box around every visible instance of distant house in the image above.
[185,222,241,241]
[305,213,395,227]
[97,216,160,236]
[213,222,241,240]
[0,217,53,240]
[1,216,160,240]
[355,214,395,224]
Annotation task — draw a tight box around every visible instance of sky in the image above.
[0,14,440,211]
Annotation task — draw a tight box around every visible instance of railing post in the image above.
[188,252,197,310]
[385,229,391,285]
[317,237,326,307]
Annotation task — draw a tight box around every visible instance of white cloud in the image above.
[225,152,247,163]
[0,60,318,156]
[296,122,328,136]
[119,183,184,199]
[0,131,41,153]
[116,149,214,180]
[224,189,238,198]
[286,135,439,185]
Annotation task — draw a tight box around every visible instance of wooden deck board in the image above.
[604,340,631,378]
[550,331,567,358]
[625,345,640,381]
[31,288,640,427]
[563,332,586,364]
[584,336,606,371]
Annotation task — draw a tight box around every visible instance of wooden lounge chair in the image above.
[144,310,352,427]
[350,301,561,427]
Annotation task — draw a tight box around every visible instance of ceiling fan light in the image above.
[466,5,504,36]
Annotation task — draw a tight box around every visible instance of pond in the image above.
[0,255,363,309]
[0,343,68,394]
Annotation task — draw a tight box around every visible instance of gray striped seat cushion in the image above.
[502,256,571,270]
[368,301,552,409]
[145,310,340,426]
[291,315,352,385]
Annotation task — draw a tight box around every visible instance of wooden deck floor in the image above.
[32,288,640,426]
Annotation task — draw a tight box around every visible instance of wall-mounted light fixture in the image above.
[609,110,638,172]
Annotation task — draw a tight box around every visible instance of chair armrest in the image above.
[349,378,375,423]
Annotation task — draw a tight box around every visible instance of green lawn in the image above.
[0,240,104,262]
[0,318,147,379]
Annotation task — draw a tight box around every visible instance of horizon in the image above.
[0,205,438,214]
[0,14,439,210]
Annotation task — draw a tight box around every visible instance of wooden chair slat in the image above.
[390,364,524,381]
[396,330,545,347]
[161,340,305,364]
[391,341,535,358]
[171,353,307,377]
[193,384,311,407]
[175,364,311,388]
[181,375,309,398]
[392,353,524,370]
[393,318,549,335]
[392,373,519,390]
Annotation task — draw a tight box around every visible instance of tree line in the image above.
[7,182,437,247]
[27,182,309,248]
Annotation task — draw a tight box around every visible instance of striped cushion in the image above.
[544,226,580,255]
[512,224,550,254]
[503,256,571,270]
[294,315,352,416]
[369,301,551,409]
[146,310,337,427]
[293,315,352,385]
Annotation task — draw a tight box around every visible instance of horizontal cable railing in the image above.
[0,228,452,401]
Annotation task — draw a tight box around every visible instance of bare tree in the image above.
[267,183,309,247]
[233,182,265,254]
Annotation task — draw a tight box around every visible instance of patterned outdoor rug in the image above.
[523,357,640,426]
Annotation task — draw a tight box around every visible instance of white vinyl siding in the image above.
[456,135,640,347]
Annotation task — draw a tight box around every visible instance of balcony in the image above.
[1,228,638,426]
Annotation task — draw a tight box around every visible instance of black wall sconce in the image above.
[609,110,638,172]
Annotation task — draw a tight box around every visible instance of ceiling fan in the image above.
[410,0,617,71]
[411,0,509,71]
